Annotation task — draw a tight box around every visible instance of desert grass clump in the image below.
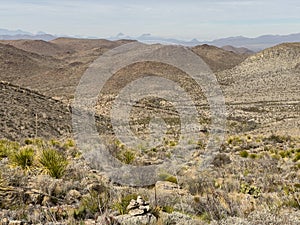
[10,146,35,170]
[240,150,249,158]
[117,149,135,164]
[24,138,46,148]
[249,153,258,159]
[158,173,178,184]
[293,153,300,162]
[75,188,110,219]
[112,193,138,215]
[39,148,68,178]
[0,139,20,159]
[240,183,261,198]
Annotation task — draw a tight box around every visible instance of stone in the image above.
[136,195,145,205]
[1,218,9,225]
[126,199,139,210]
[66,189,81,203]
[129,208,145,216]
[139,205,150,212]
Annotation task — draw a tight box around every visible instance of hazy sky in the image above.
[0,0,299,40]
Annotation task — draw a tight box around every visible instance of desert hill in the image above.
[0,43,61,83]
[0,39,299,137]
[221,45,254,55]
[216,43,300,135]
[0,39,63,56]
[191,44,249,72]
[219,42,300,102]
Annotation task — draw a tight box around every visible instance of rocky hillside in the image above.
[191,44,249,72]
[0,40,64,56]
[215,43,300,136]
[0,81,71,141]
[221,45,254,55]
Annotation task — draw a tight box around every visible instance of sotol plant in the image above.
[39,148,68,178]
[10,146,35,170]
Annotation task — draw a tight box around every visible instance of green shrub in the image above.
[0,139,19,159]
[39,149,68,178]
[227,136,243,146]
[63,139,75,149]
[249,153,258,159]
[239,150,249,158]
[162,205,174,213]
[112,193,138,215]
[240,183,261,198]
[293,153,300,162]
[10,146,34,170]
[159,173,178,184]
[25,138,46,148]
[117,150,135,164]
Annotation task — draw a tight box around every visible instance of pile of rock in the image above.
[114,196,157,225]
[126,196,150,216]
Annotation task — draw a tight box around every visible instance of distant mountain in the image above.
[1,28,300,51]
[0,28,56,41]
[109,33,201,46]
[207,33,300,51]
[109,33,300,52]
[0,28,32,36]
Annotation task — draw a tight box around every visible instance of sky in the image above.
[0,0,299,40]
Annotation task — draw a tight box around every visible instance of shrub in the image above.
[159,173,178,184]
[0,139,19,159]
[25,138,46,148]
[39,149,68,178]
[74,184,110,219]
[293,153,300,162]
[162,205,174,213]
[240,183,261,198]
[212,153,231,167]
[249,153,258,159]
[240,150,249,158]
[112,193,138,215]
[10,146,34,170]
[117,150,135,164]
[63,139,75,149]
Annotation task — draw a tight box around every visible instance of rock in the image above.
[126,196,151,216]
[66,189,81,203]
[1,218,9,225]
[129,208,145,216]
[126,199,139,210]
[136,195,144,205]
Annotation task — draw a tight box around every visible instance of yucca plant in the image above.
[39,148,68,178]
[10,146,34,170]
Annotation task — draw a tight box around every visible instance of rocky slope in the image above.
[191,44,249,72]
[0,81,71,141]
